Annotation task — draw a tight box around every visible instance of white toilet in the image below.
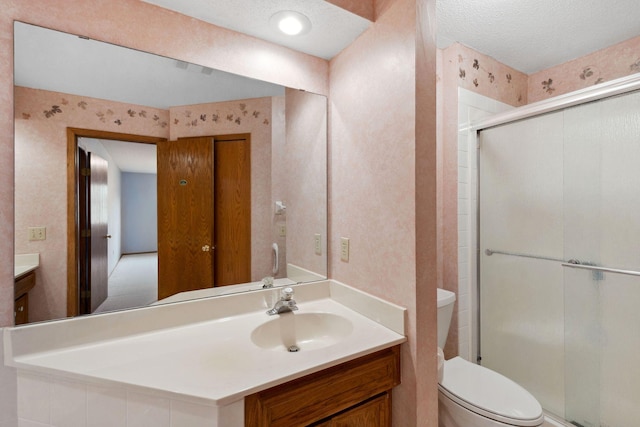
[437,288,544,427]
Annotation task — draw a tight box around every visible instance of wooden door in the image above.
[214,135,251,286]
[157,137,215,300]
[88,152,109,312]
[78,147,90,314]
[78,150,110,314]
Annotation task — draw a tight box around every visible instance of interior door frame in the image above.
[66,128,166,317]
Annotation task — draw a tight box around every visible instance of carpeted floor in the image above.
[94,252,158,313]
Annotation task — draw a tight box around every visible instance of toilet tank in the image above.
[437,288,456,348]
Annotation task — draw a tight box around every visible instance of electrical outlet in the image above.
[278,223,287,237]
[28,226,46,241]
[340,237,349,262]
[314,233,322,255]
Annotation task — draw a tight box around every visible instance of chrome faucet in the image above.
[267,287,298,315]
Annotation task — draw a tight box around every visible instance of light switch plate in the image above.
[340,237,349,262]
[28,227,46,241]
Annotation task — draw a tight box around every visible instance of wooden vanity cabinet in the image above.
[245,345,400,427]
[14,270,36,325]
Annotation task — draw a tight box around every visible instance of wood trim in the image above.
[245,345,401,427]
[66,128,166,317]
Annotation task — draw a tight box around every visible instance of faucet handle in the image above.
[261,276,274,288]
[281,287,294,300]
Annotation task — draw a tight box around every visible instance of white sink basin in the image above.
[250,312,353,352]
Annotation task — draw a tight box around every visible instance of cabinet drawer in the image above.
[15,271,36,299]
[245,345,400,427]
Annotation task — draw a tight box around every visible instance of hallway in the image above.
[94,253,158,313]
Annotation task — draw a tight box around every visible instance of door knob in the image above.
[104,235,112,239]
[202,245,210,252]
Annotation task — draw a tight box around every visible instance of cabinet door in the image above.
[15,294,28,325]
[325,394,390,427]
[245,346,400,427]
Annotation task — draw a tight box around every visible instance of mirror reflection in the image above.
[14,22,327,324]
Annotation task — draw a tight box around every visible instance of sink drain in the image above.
[288,345,300,352]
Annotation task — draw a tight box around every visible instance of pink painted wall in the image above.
[415,0,439,424]
[330,0,438,424]
[1,0,329,328]
[529,35,640,103]
[16,86,311,321]
[271,96,288,278]
[326,0,375,21]
[284,88,328,278]
[437,43,528,359]
[3,1,442,425]
[15,87,169,322]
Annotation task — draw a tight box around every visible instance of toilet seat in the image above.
[439,357,544,427]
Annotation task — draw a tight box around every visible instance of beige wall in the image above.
[14,88,279,322]
[529,35,640,102]
[14,87,170,322]
[1,4,329,425]
[1,0,328,328]
[284,88,328,278]
[2,0,441,426]
[329,0,438,424]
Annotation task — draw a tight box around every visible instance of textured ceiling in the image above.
[14,22,285,109]
[144,0,640,74]
[436,0,640,73]
[140,0,372,60]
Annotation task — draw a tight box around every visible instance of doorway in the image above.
[67,129,252,316]
[67,128,165,317]
[157,134,252,300]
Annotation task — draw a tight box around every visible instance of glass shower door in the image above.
[562,89,640,427]
[479,111,566,418]
[479,88,640,427]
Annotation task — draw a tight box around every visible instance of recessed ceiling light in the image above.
[270,10,312,36]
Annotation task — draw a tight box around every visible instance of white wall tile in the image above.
[216,400,243,427]
[457,88,513,363]
[457,214,468,232]
[126,391,170,427]
[458,148,469,168]
[458,262,468,281]
[457,247,468,265]
[18,420,49,427]
[51,379,86,427]
[170,400,217,427]
[457,166,469,184]
[86,384,126,427]
[458,308,469,328]
[0,338,17,425]
[17,372,51,424]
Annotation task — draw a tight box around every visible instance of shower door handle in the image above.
[561,262,640,277]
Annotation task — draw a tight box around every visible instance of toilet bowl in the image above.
[437,288,544,427]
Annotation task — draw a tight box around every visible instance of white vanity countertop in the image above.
[155,277,296,304]
[14,253,40,278]
[4,280,406,406]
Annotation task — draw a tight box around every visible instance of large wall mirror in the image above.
[14,22,327,324]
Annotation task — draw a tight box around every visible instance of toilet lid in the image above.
[439,357,543,426]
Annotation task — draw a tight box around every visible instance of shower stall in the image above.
[476,76,640,427]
